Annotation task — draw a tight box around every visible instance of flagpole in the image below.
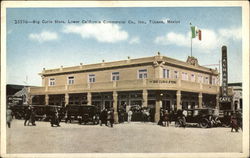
[190,22,193,57]
[191,35,192,57]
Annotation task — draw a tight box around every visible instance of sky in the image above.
[6,7,242,86]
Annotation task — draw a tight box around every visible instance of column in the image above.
[45,94,49,105]
[176,90,181,110]
[142,89,148,107]
[65,93,69,105]
[87,92,92,105]
[198,92,203,108]
[155,92,162,122]
[113,91,118,123]
[216,94,219,110]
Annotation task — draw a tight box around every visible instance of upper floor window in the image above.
[190,74,195,82]
[173,71,179,79]
[198,74,203,83]
[49,78,55,86]
[111,72,120,81]
[163,69,170,78]
[138,69,147,79]
[88,74,96,83]
[204,76,209,84]
[68,76,74,85]
[212,76,217,85]
[181,72,188,81]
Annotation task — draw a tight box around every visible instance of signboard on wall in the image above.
[220,46,230,103]
[221,46,228,96]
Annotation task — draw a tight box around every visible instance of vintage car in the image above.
[65,105,99,125]
[10,105,28,119]
[176,108,219,128]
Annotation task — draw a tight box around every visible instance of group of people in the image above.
[158,108,171,127]
[99,108,115,127]
[24,105,36,126]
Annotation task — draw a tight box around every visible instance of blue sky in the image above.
[6,7,242,86]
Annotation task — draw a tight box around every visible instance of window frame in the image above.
[88,74,96,83]
[111,72,120,81]
[49,78,56,86]
[138,69,148,79]
[163,69,171,79]
[68,76,75,85]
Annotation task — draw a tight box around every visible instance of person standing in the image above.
[29,107,36,126]
[127,109,133,123]
[107,108,114,127]
[24,105,32,126]
[6,106,13,128]
[51,109,60,127]
[100,108,108,126]
[231,112,239,132]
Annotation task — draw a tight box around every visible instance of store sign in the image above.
[220,46,230,103]
[221,46,228,97]
[219,96,232,102]
[149,80,176,84]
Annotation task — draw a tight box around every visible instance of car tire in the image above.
[200,119,209,128]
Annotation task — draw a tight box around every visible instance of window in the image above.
[191,74,195,82]
[111,72,119,81]
[88,74,96,83]
[173,71,179,79]
[204,76,209,84]
[163,69,171,78]
[138,69,147,79]
[181,72,188,80]
[198,74,203,83]
[212,76,217,85]
[49,78,55,86]
[68,76,74,85]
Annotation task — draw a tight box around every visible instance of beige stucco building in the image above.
[29,53,220,122]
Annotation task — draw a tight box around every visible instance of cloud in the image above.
[154,27,241,53]
[129,36,140,44]
[29,31,58,43]
[218,27,242,41]
[62,24,128,43]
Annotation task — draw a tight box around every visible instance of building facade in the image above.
[29,53,220,122]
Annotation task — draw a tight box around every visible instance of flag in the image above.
[198,29,202,40]
[190,25,202,40]
[191,26,196,38]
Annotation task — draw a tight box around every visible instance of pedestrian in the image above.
[231,112,239,132]
[107,108,114,127]
[236,111,242,131]
[24,105,32,126]
[100,108,108,126]
[28,107,36,126]
[158,108,164,126]
[127,109,133,123]
[51,109,60,127]
[6,106,13,128]
[164,110,170,127]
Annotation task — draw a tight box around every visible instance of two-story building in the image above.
[29,53,220,122]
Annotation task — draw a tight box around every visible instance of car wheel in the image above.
[200,119,209,128]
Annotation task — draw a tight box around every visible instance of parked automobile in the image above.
[176,108,219,128]
[65,105,99,125]
[10,105,28,119]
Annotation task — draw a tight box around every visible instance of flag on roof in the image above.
[190,25,202,40]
